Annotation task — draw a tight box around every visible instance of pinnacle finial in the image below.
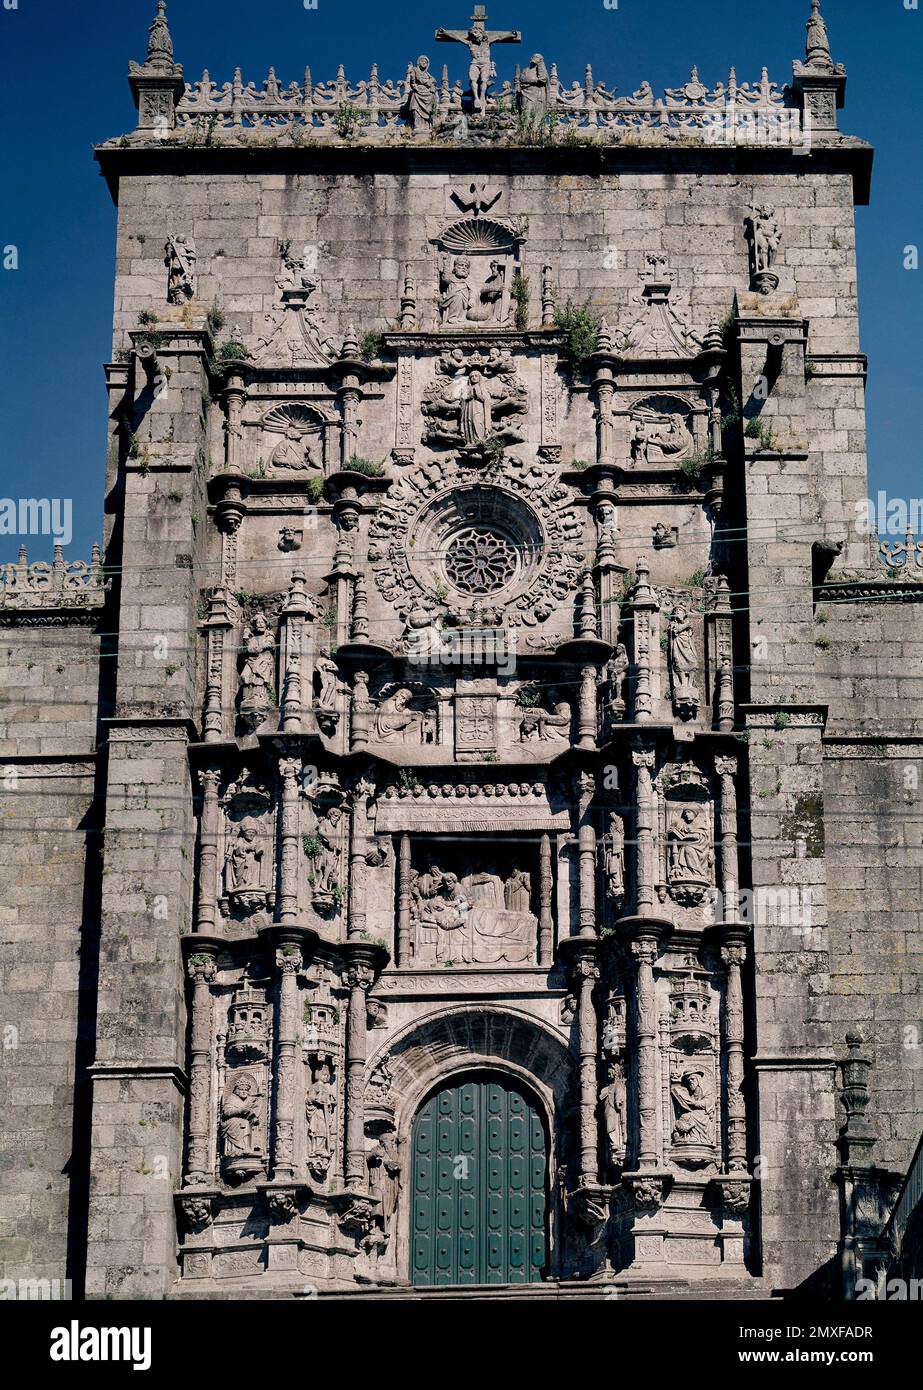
[146,1,174,67]
[805,0,834,71]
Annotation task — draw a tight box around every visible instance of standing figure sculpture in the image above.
[519,54,550,113]
[406,54,439,130]
[239,615,276,712]
[435,7,522,117]
[599,1059,628,1170]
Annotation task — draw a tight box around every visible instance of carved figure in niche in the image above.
[600,643,629,722]
[438,255,474,326]
[224,824,268,914]
[435,13,521,117]
[422,350,526,449]
[367,1130,402,1237]
[239,615,276,711]
[670,1065,715,1148]
[307,803,344,908]
[413,866,471,963]
[603,813,625,911]
[667,807,712,886]
[270,424,320,473]
[599,1059,628,1168]
[668,606,700,717]
[747,205,782,293]
[406,55,438,129]
[375,687,436,744]
[305,1059,337,1178]
[519,54,549,111]
[165,234,196,304]
[630,407,691,465]
[518,695,571,743]
[220,1073,262,1178]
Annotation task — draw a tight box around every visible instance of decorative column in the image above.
[397,833,412,966]
[184,951,217,1186]
[629,558,659,723]
[631,742,657,917]
[591,321,616,466]
[720,935,748,1171]
[578,665,599,751]
[631,934,660,1171]
[577,950,601,1182]
[271,943,302,1183]
[715,754,739,910]
[223,370,247,473]
[577,771,597,939]
[350,671,371,751]
[277,755,302,924]
[195,768,222,934]
[280,569,311,734]
[716,662,735,732]
[347,779,372,940]
[538,833,554,967]
[202,586,233,741]
[343,956,375,1188]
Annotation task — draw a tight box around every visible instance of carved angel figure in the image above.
[165,234,196,304]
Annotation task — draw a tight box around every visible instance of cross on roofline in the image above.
[435,7,522,115]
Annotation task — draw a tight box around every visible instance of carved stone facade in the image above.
[3,2,922,1306]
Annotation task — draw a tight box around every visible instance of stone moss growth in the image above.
[780,794,825,858]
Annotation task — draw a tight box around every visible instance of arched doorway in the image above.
[410,1072,548,1287]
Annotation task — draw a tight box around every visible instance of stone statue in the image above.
[315,650,339,711]
[305,1060,337,1177]
[220,1073,262,1175]
[367,1130,402,1237]
[747,205,782,292]
[413,865,471,963]
[670,1066,715,1149]
[667,807,711,884]
[406,55,438,130]
[438,255,473,326]
[435,8,522,116]
[668,606,699,715]
[604,813,625,909]
[375,687,432,743]
[599,1059,628,1167]
[519,697,571,743]
[601,644,629,721]
[165,234,196,304]
[504,865,531,913]
[224,824,267,913]
[239,615,276,710]
[422,350,527,448]
[805,0,833,69]
[630,409,689,465]
[270,424,319,472]
[519,54,549,112]
[308,803,344,903]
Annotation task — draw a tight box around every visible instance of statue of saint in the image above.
[270,424,318,472]
[406,55,438,129]
[220,1073,261,1160]
[519,54,549,112]
[668,807,711,883]
[670,1067,715,1147]
[315,650,339,710]
[599,1060,628,1165]
[668,607,698,697]
[604,813,625,906]
[239,615,276,709]
[376,688,422,742]
[504,866,531,913]
[438,255,473,326]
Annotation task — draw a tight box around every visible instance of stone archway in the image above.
[364,1005,574,1285]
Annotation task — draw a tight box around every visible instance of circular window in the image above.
[444,526,519,595]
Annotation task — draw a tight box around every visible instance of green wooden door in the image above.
[411,1075,547,1286]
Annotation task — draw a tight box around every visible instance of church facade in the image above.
[2,2,922,1300]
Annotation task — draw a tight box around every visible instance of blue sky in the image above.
[1,0,920,560]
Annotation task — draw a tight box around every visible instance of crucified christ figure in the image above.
[436,7,521,115]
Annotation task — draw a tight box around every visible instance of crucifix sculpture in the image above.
[436,6,522,116]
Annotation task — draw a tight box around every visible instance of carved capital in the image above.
[187,954,217,984]
[714,754,738,779]
[712,1176,752,1216]
[197,767,222,794]
[624,1172,670,1212]
[631,744,656,772]
[278,757,302,786]
[720,943,747,970]
[266,1188,300,1223]
[344,962,375,993]
[630,938,658,970]
[177,1193,215,1233]
[275,946,302,975]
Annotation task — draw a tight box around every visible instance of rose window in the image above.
[444,526,519,595]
